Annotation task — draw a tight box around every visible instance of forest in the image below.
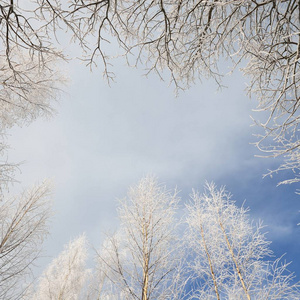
[1,1,300,299]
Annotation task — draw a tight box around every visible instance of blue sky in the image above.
[7,55,300,279]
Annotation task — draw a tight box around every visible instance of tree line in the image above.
[3,177,296,300]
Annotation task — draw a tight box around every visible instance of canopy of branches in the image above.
[1,1,300,184]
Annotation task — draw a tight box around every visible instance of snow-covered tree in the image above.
[185,182,299,299]
[19,178,299,300]
[1,1,300,185]
[0,2,65,195]
[31,235,90,300]
[0,181,52,300]
[95,177,184,300]
[0,1,64,129]
[49,0,300,185]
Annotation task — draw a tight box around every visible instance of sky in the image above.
[7,52,300,279]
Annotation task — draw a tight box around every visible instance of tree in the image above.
[0,181,52,300]
[20,178,300,299]
[0,1,65,195]
[29,234,90,300]
[185,182,299,299]
[65,0,300,186]
[95,177,184,300]
[0,0,65,136]
[1,1,300,185]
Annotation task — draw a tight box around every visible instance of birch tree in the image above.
[0,181,52,300]
[185,182,300,299]
[95,177,184,300]
[31,235,90,300]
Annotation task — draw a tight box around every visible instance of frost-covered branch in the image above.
[0,181,52,300]
[185,182,299,299]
